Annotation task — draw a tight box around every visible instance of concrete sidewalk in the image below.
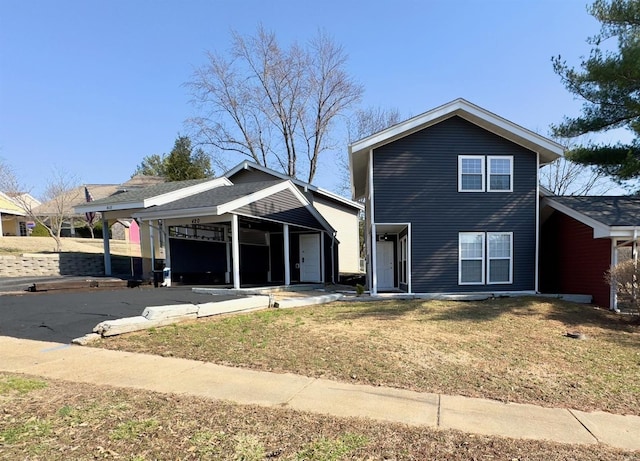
[1,335,638,452]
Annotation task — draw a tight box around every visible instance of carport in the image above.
[133,180,338,288]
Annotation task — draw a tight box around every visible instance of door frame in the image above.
[372,223,411,295]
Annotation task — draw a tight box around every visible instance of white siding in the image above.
[313,198,361,274]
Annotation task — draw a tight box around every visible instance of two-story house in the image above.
[349,98,563,295]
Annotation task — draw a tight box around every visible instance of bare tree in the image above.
[346,106,403,143]
[187,26,363,183]
[540,136,616,196]
[335,107,404,197]
[0,161,80,252]
[540,157,615,195]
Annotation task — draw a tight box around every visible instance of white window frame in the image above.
[399,235,408,285]
[487,156,513,192]
[487,232,513,284]
[459,232,485,285]
[458,155,485,192]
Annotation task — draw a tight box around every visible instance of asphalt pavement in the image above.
[0,283,237,343]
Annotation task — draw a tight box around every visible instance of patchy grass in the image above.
[0,372,637,460]
[97,297,640,415]
[0,375,48,395]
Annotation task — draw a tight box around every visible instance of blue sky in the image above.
[0,0,609,198]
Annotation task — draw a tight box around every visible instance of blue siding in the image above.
[373,116,536,292]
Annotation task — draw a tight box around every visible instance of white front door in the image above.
[376,240,394,290]
[300,234,321,282]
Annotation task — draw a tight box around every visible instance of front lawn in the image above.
[96,297,640,415]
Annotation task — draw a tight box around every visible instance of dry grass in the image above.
[97,297,640,415]
[0,236,139,256]
[1,373,637,460]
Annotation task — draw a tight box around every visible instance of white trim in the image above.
[145,177,232,207]
[487,155,513,192]
[320,232,325,283]
[231,214,240,289]
[224,160,363,211]
[535,152,540,292]
[487,232,513,284]
[350,98,564,163]
[458,155,485,192]
[543,198,613,238]
[369,149,377,295]
[407,223,412,294]
[102,215,111,276]
[459,232,485,285]
[284,224,291,285]
[611,239,618,309]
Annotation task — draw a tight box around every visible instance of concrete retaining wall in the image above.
[0,253,104,277]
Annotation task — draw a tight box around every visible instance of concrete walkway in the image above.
[1,336,638,451]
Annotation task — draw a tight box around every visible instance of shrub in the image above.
[605,259,640,314]
[30,223,49,237]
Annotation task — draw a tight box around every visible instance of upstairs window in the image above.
[488,156,513,192]
[458,156,485,192]
[458,155,513,193]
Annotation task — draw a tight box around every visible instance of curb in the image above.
[73,291,343,344]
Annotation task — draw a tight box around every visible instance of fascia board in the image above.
[74,201,146,213]
[144,177,232,207]
[285,182,336,233]
[219,180,335,233]
[544,198,611,238]
[225,160,362,210]
[134,206,220,221]
[216,181,292,215]
[349,98,564,169]
[0,208,26,216]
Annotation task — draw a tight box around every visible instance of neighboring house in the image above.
[540,196,640,310]
[75,165,353,288]
[224,161,364,276]
[349,98,564,295]
[33,175,166,237]
[0,191,27,236]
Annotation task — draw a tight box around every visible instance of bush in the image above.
[30,223,49,237]
[605,259,640,314]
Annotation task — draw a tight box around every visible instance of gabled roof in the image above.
[224,160,363,211]
[74,177,232,213]
[349,98,565,199]
[134,179,335,233]
[544,195,640,238]
[0,191,25,216]
[33,184,120,216]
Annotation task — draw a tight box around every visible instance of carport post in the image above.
[102,216,111,276]
[284,224,290,285]
[232,214,240,289]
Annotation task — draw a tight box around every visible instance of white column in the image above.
[149,220,156,272]
[102,216,111,276]
[225,240,231,284]
[320,232,325,283]
[232,214,240,289]
[283,224,290,286]
[0,212,4,237]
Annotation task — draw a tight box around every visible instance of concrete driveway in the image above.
[0,284,236,343]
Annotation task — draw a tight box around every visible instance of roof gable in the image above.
[134,179,335,233]
[349,98,565,199]
[544,196,640,238]
[74,177,232,213]
[225,161,363,211]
